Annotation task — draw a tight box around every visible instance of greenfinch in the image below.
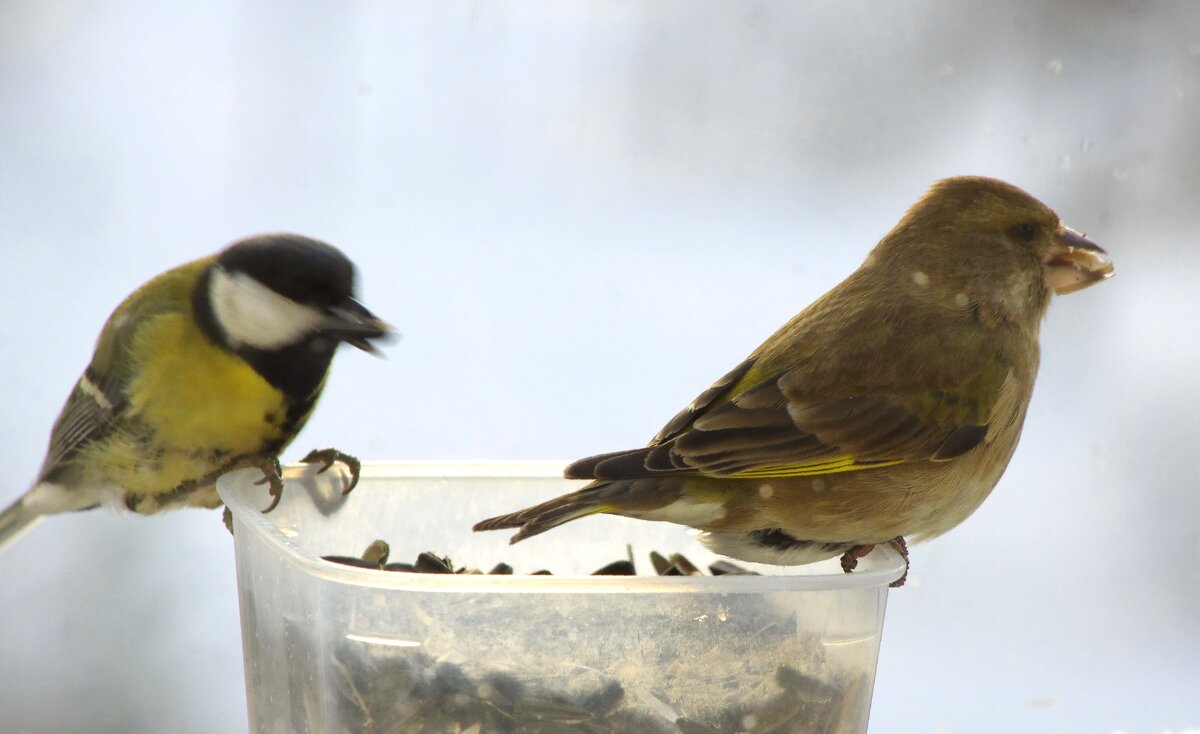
[0,234,391,551]
[475,176,1113,585]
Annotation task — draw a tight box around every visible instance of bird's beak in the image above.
[321,298,394,354]
[1043,228,1114,295]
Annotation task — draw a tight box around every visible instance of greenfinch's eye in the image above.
[1008,223,1037,242]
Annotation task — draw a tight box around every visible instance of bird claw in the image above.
[840,544,874,574]
[839,536,910,588]
[252,456,285,513]
[301,448,362,496]
[886,536,909,588]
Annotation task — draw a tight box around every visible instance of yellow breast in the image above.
[127,312,288,459]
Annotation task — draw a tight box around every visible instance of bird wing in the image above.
[37,368,128,477]
[567,352,1013,481]
[37,261,206,480]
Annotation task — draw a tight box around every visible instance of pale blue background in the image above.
[1,3,1197,732]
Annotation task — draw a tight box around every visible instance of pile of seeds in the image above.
[323,645,864,733]
[321,541,759,577]
[300,541,870,733]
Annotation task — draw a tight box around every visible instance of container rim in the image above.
[218,461,908,593]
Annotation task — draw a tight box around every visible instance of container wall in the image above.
[222,465,901,734]
[247,585,887,733]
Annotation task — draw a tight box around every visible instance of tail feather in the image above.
[473,489,608,544]
[0,497,45,553]
[0,481,102,553]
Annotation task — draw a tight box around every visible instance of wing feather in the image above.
[567,353,1010,481]
[36,260,209,481]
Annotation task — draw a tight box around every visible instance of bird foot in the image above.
[839,536,910,588]
[252,456,285,513]
[302,448,362,496]
[840,544,873,573]
[886,536,909,587]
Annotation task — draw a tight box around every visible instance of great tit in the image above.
[474,177,1113,586]
[0,233,391,551]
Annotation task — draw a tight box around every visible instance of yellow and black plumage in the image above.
[0,233,390,550]
[475,177,1114,585]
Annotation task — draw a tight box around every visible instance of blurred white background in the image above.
[1,2,1197,732]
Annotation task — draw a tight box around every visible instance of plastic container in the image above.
[218,462,905,734]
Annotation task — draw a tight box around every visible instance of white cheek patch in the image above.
[209,268,324,350]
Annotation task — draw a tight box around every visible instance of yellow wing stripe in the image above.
[730,456,905,479]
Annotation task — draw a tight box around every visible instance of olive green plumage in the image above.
[475,177,1113,582]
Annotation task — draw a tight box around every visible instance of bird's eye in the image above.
[1008,223,1037,242]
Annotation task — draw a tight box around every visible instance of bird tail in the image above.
[473,488,610,544]
[0,495,44,553]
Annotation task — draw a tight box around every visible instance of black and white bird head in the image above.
[196,233,392,394]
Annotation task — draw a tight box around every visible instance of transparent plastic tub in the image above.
[218,462,905,734]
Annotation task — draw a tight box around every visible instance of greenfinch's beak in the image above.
[1043,228,1114,295]
[321,298,394,354]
